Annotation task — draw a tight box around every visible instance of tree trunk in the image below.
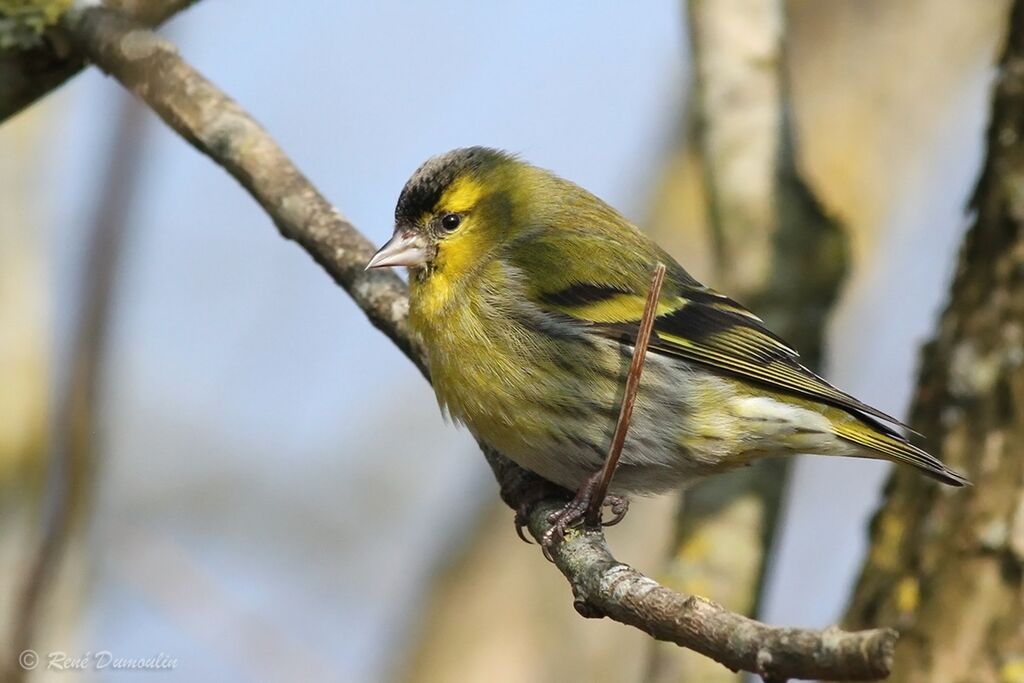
[646,2,847,680]
[843,4,1024,681]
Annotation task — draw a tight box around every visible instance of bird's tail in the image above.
[832,417,970,487]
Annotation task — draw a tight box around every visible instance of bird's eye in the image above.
[440,213,462,232]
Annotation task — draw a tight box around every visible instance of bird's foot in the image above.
[513,478,569,544]
[601,494,630,527]
[539,473,630,557]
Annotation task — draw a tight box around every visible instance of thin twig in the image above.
[585,262,666,528]
[36,6,899,680]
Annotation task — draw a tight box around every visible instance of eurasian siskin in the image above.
[368,147,967,536]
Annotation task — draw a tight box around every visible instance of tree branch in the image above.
[0,0,199,123]
[47,5,897,680]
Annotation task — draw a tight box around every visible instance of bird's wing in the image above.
[510,230,906,428]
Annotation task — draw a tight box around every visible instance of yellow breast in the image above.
[410,260,578,456]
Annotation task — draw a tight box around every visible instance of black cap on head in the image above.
[395,147,515,226]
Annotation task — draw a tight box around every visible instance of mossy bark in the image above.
[842,4,1024,681]
[0,0,196,123]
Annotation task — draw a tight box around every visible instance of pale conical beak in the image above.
[365,231,429,270]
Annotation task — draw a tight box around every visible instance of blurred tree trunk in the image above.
[4,91,146,682]
[763,0,1010,630]
[841,4,1024,682]
[645,1,846,680]
[0,95,52,672]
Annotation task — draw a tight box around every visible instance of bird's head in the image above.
[367,147,528,279]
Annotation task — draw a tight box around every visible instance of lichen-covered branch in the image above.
[487,451,895,682]
[38,5,896,680]
[0,0,199,123]
[842,3,1024,680]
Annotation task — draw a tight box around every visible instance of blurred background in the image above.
[0,1,1013,681]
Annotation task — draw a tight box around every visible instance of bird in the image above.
[367,146,968,544]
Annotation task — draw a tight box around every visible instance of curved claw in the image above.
[514,505,534,544]
[541,542,555,563]
[511,478,569,546]
[601,495,630,527]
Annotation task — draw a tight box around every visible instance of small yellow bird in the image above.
[368,147,967,540]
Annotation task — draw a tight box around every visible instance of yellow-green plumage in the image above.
[369,147,967,494]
